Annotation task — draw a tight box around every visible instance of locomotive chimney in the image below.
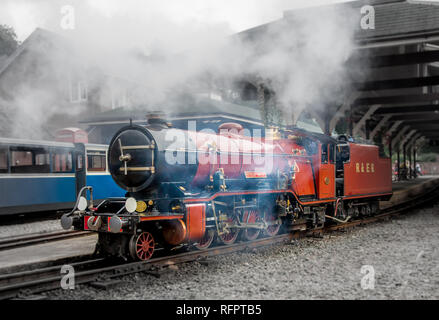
[218,122,244,135]
[146,111,172,128]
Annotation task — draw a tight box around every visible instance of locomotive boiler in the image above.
[61,116,392,261]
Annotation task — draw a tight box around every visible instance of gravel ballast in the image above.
[47,205,439,300]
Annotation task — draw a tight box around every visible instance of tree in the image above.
[0,24,18,57]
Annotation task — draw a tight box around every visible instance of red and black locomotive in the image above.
[61,116,392,261]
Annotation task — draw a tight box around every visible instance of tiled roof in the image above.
[81,96,262,124]
[0,28,70,79]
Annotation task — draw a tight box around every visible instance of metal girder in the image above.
[415,136,427,149]
[357,33,439,50]
[354,93,439,106]
[352,105,380,137]
[390,113,439,121]
[423,134,439,138]
[409,128,439,136]
[350,49,439,68]
[356,76,439,91]
[387,120,403,137]
[407,133,423,149]
[328,92,360,134]
[404,120,439,126]
[307,109,326,135]
[391,126,410,150]
[370,115,391,140]
[400,130,417,147]
[416,129,439,132]
[375,104,439,115]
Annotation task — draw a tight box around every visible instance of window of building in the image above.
[0,148,8,173]
[52,150,73,173]
[69,77,88,103]
[87,151,106,172]
[111,88,128,109]
[10,147,50,173]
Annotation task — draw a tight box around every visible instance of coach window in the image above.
[0,148,8,173]
[52,150,73,173]
[87,151,106,172]
[10,147,50,173]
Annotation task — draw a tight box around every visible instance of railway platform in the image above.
[0,234,97,271]
[0,175,438,272]
[381,175,439,209]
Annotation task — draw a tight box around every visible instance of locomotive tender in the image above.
[61,117,392,261]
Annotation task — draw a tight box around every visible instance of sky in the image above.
[0,0,352,42]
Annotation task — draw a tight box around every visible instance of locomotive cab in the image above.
[317,143,336,199]
[335,143,350,196]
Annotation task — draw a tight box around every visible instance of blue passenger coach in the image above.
[0,138,125,215]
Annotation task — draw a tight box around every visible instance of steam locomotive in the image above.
[61,116,392,261]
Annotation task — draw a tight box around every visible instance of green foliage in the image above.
[0,25,18,57]
[420,144,439,154]
[391,152,437,163]
[417,153,438,163]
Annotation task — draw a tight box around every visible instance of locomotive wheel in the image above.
[129,231,155,261]
[262,207,281,237]
[242,209,261,241]
[217,216,240,245]
[360,206,367,217]
[194,228,215,250]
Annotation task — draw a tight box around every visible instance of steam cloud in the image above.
[0,0,356,139]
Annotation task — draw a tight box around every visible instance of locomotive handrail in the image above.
[121,145,155,150]
[118,139,129,175]
[65,186,94,216]
[61,186,94,230]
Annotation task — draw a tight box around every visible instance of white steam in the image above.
[0,0,356,139]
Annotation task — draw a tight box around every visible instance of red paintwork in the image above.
[84,215,91,230]
[317,144,335,199]
[343,143,392,196]
[290,156,316,197]
[107,216,123,232]
[185,203,206,241]
[55,128,88,144]
[187,130,316,197]
[318,163,335,199]
[182,127,391,203]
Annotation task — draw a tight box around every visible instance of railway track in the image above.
[0,230,90,252]
[0,185,438,300]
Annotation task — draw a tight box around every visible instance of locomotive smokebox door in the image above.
[108,125,156,192]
